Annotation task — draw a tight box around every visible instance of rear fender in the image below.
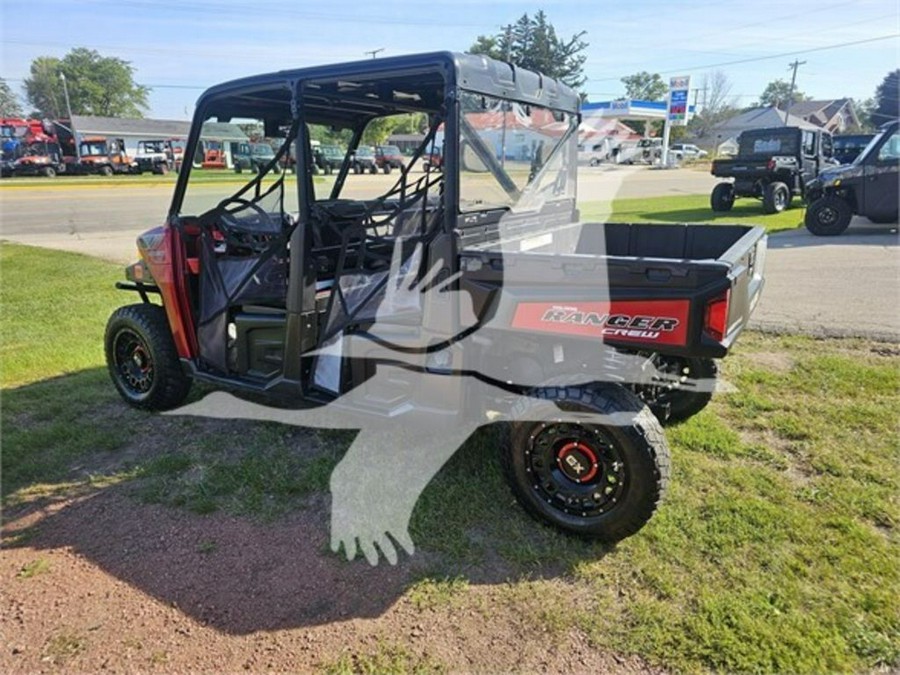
[136,225,198,359]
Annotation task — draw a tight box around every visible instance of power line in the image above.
[586,34,899,83]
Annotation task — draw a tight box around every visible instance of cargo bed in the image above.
[460,222,766,359]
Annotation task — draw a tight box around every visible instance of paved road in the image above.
[754,221,899,339]
[1,167,897,339]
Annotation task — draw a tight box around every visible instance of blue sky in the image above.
[1,0,897,120]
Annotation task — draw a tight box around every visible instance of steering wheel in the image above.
[215,197,280,236]
[199,197,282,255]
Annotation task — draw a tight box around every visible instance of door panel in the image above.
[863,130,899,218]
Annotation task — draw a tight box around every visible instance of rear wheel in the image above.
[383,165,392,174]
[763,181,790,214]
[805,195,853,236]
[99,165,114,177]
[503,383,669,542]
[41,166,57,178]
[105,304,192,411]
[710,183,735,212]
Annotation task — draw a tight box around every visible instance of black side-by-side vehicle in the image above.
[104,52,766,549]
[710,126,836,214]
[804,120,899,235]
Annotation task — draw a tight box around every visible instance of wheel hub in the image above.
[114,330,154,394]
[819,207,837,225]
[556,442,599,483]
[528,422,626,517]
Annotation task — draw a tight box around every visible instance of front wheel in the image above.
[763,181,790,214]
[99,165,114,177]
[105,304,192,411]
[502,383,669,542]
[41,166,57,178]
[805,195,853,236]
[710,183,734,212]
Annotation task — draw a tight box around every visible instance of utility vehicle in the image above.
[79,136,140,175]
[105,52,766,543]
[350,145,378,174]
[135,139,175,175]
[710,126,836,213]
[233,141,280,174]
[375,144,405,173]
[805,120,899,235]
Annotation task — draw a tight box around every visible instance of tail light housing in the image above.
[766,158,776,171]
[704,290,730,342]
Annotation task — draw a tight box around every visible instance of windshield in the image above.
[80,141,107,156]
[180,116,296,217]
[458,90,578,213]
[355,146,374,158]
[378,145,401,156]
[251,143,275,157]
[25,143,55,156]
[140,141,165,153]
[853,129,889,165]
[320,145,344,159]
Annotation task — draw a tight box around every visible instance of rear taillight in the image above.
[704,290,730,342]
[766,158,776,171]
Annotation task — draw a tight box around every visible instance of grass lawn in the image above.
[596,194,805,234]
[2,243,898,672]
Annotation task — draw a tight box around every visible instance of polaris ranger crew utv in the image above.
[710,126,836,214]
[105,52,766,543]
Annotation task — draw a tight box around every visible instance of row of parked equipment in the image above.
[0,118,184,178]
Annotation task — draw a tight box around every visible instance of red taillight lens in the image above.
[767,158,776,171]
[704,290,730,342]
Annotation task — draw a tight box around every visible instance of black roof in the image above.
[195,51,579,124]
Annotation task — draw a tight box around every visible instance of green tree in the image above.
[758,79,808,108]
[620,71,667,101]
[0,78,24,117]
[360,113,426,145]
[24,48,149,118]
[871,69,899,126]
[854,97,876,131]
[469,11,588,89]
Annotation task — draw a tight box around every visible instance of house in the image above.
[65,115,191,156]
[781,99,861,134]
[708,106,820,154]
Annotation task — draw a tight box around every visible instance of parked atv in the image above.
[804,120,899,235]
[710,126,836,214]
[105,51,766,547]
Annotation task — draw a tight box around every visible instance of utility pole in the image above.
[784,59,806,125]
[691,85,708,114]
[59,72,79,160]
[500,24,512,169]
[364,48,384,59]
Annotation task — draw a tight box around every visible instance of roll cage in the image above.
[167,52,579,395]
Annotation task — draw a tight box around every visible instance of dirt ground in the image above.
[2,490,659,673]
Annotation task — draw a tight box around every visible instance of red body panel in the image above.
[138,226,198,358]
[511,300,691,347]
